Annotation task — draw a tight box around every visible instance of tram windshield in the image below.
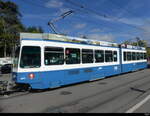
[13,47,20,68]
[20,46,41,68]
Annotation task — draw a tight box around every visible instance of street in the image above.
[0,68,150,113]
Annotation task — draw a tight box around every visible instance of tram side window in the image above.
[20,46,41,68]
[95,50,104,63]
[44,47,64,65]
[105,51,113,62]
[136,52,140,60]
[82,49,93,63]
[124,52,127,61]
[140,53,144,60]
[113,51,118,62]
[132,52,136,61]
[66,48,80,64]
[127,52,132,61]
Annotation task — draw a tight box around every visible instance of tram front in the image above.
[12,44,43,90]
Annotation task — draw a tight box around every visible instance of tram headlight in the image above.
[28,73,35,79]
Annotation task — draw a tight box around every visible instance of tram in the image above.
[12,33,147,89]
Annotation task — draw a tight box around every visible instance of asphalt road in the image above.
[0,68,150,113]
[0,74,11,81]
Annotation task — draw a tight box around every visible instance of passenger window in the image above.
[44,47,64,65]
[66,48,80,64]
[132,52,136,61]
[95,50,104,63]
[82,49,93,63]
[113,51,118,62]
[105,51,113,62]
[127,52,132,61]
[140,53,144,60]
[124,52,127,61]
[136,52,140,60]
[20,46,41,68]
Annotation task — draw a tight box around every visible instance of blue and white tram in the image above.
[121,45,147,73]
[12,33,147,89]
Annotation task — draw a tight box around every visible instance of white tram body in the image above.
[12,33,147,89]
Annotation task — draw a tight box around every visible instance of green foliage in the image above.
[0,1,23,42]
[122,37,150,57]
[122,37,147,48]
[147,48,150,57]
[0,0,44,57]
[122,40,131,45]
[133,37,147,47]
[25,26,44,33]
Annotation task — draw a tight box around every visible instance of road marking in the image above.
[126,94,150,113]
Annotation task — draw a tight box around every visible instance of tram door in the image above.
[91,50,105,80]
[63,48,86,84]
[91,67,105,80]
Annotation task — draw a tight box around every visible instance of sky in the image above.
[7,0,150,45]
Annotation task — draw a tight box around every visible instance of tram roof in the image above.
[20,33,146,50]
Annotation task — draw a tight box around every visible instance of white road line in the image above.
[126,94,150,113]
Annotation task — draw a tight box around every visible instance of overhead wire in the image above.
[64,0,147,32]
[108,0,149,39]
[108,0,149,25]
[19,0,147,39]
[21,0,99,35]
[65,0,109,18]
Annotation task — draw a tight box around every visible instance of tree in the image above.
[122,37,150,57]
[0,0,24,57]
[146,47,150,58]
[122,40,131,45]
[122,37,147,48]
[0,0,44,57]
[132,37,147,47]
[25,26,44,33]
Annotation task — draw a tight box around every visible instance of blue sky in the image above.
[8,0,150,44]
